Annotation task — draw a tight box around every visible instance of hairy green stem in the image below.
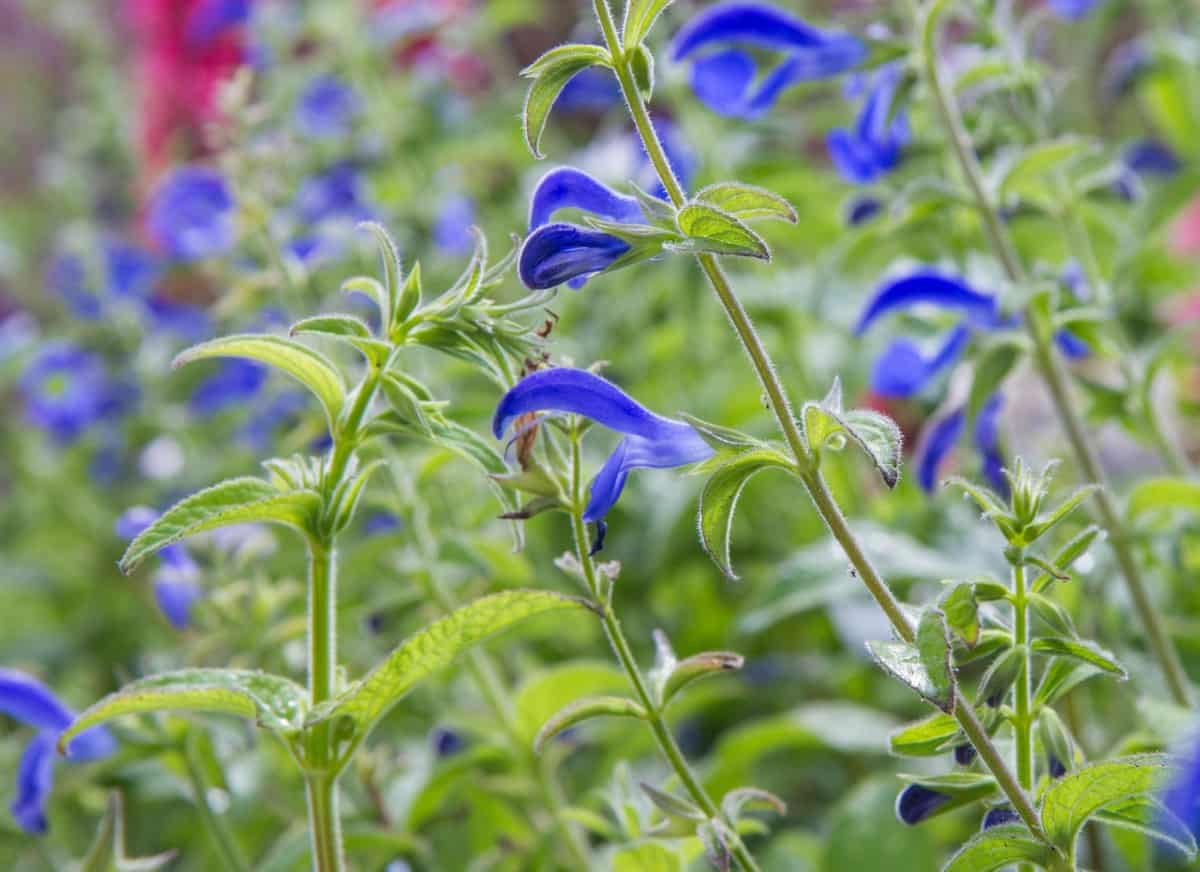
[594,0,1050,847]
[183,735,249,872]
[1012,558,1035,872]
[305,774,344,872]
[305,537,344,872]
[917,4,1193,708]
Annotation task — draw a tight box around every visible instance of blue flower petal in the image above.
[857,272,1000,334]
[689,49,759,117]
[671,1,842,61]
[518,223,631,290]
[583,430,714,522]
[916,408,965,492]
[870,324,971,398]
[555,66,623,112]
[1054,329,1090,359]
[982,807,1020,830]
[0,670,75,731]
[434,194,478,256]
[896,784,953,825]
[529,168,643,230]
[294,74,361,139]
[154,571,203,630]
[1124,140,1181,177]
[147,166,236,263]
[11,732,56,834]
[189,358,268,416]
[973,394,1008,497]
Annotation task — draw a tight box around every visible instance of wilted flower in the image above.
[670,1,865,119]
[117,507,202,629]
[828,64,910,185]
[0,669,116,834]
[147,165,236,262]
[492,368,714,541]
[895,783,952,825]
[20,342,116,444]
[294,73,361,139]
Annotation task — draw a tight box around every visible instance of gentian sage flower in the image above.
[294,73,361,139]
[1,669,116,833]
[492,368,714,539]
[915,395,1008,495]
[895,783,952,825]
[1162,734,1200,851]
[828,65,910,185]
[147,165,236,262]
[20,342,116,443]
[117,507,202,629]
[981,806,1020,830]
[670,1,865,119]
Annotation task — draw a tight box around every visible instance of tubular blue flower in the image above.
[492,368,714,525]
[670,1,865,119]
[147,166,236,262]
[117,507,202,629]
[828,65,910,184]
[916,408,965,492]
[981,806,1020,830]
[294,74,361,139]
[1162,733,1200,850]
[1,669,116,834]
[1114,140,1182,201]
[554,66,622,113]
[895,784,952,825]
[20,342,113,443]
[914,395,1008,494]
[189,358,268,416]
[434,194,478,256]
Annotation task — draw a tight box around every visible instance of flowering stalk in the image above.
[914,1,1194,708]
[565,428,762,872]
[590,0,1051,847]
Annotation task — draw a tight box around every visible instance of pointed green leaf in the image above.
[623,0,674,48]
[1127,477,1200,522]
[60,669,308,751]
[889,711,962,757]
[532,696,647,753]
[721,786,786,822]
[1041,755,1173,852]
[318,590,592,739]
[942,825,1053,872]
[939,583,980,647]
[697,448,794,580]
[120,478,320,572]
[1034,658,1104,708]
[660,651,744,706]
[1023,485,1099,543]
[695,182,798,224]
[916,609,956,712]
[175,335,345,431]
[290,314,371,340]
[673,203,769,260]
[867,638,955,712]
[968,339,1024,423]
[802,395,903,488]
[640,782,704,821]
[521,45,612,158]
[80,793,176,872]
[1031,525,1104,594]
[1031,637,1126,678]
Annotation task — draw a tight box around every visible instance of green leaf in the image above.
[640,782,704,821]
[1127,477,1200,522]
[1034,658,1104,708]
[697,448,794,580]
[1028,594,1077,638]
[939,583,980,647]
[120,478,320,572]
[532,695,647,752]
[679,414,765,454]
[289,314,371,340]
[968,339,1024,423]
[623,0,673,48]
[802,387,903,488]
[673,203,769,260]
[318,591,592,740]
[721,786,787,822]
[889,711,962,757]
[630,43,655,100]
[60,669,308,751]
[1023,485,1099,543]
[1093,795,1198,859]
[660,651,744,706]
[513,661,627,743]
[612,842,682,872]
[360,221,403,319]
[898,771,998,809]
[1041,755,1173,853]
[1001,137,1095,202]
[942,825,1053,872]
[1031,524,1104,594]
[916,609,956,712]
[1031,637,1127,678]
[695,182,798,224]
[867,637,955,713]
[520,45,612,158]
[175,335,346,431]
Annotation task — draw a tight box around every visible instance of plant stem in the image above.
[306,536,345,872]
[916,5,1193,708]
[183,734,249,872]
[1012,557,1036,872]
[596,0,1049,848]
[566,506,761,872]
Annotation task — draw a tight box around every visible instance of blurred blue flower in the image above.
[0,669,115,834]
[846,195,883,225]
[143,296,214,342]
[520,167,646,290]
[431,726,464,757]
[295,161,374,225]
[1102,39,1149,100]
[670,1,865,119]
[895,783,952,825]
[914,395,1008,495]
[363,511,403,536]
[1114,139,1182,200]
[492,368,714,534]
[189,359,268,416]
[294,74,361,139]
[117,507,202,629]
[186,0,251,48]
[828,65,910,184]
[1047,0,1100,19]
[241,391,311,452]
[555,66,622,113]
[434,194,477,256]
[20,342,114,443]
[1163,734,1200,852]
[47,240,161,321]
[148,166,236,262]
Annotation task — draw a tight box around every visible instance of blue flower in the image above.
[294,74,361,139]
[47,241,161,321]
[555,66,623,113]
[914,395,1008,495]
[147,166,236,262]
[117,507,202,629]
[434,194,477,256]
[670,1,865,119]
[240,391,311,452]
[828,65,910,184]
[1047,0,1100,19]
[364,511,403,536]
[492,368,714,531]
[20,342,114,443]
[1114,140,1182,200]
[143,296,214,341]
[189,359,268,416]
[295,161,374,225]
[186,0,251,47]
[895,784,952,825]
[846,195,883,225]
[981,807,1020,830]
[1163,733,1200,853]
[0,669,115,834]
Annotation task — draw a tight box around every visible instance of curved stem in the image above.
[183,734,249,872]
[917,5,1193,709]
